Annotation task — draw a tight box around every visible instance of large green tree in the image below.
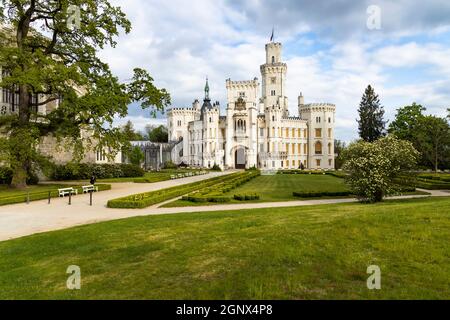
[343,136,419,203]
[415,115,450,172]
[0,0,170,188]
[389,104,450,171]
[388,103,425,141]
[357,85,386,142]
[122,120,144,141]
[145,124,168,143]
[334,139,346,170]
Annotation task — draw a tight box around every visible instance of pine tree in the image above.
[357,85,386,142]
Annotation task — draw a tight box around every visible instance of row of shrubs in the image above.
[293,191,353,198]
[234,194,260,201]
[107,172,247,209]
[182,171,261,203]
[277,170,349,179]
[51,163,144,180]
[0,184,111,207]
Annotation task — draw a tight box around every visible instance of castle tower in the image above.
[260,42,289,117]
[298,93,336,170]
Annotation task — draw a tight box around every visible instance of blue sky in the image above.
[100,0,450,142]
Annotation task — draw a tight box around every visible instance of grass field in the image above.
[0,184,110,206]
[1,196,449,299]
[163,174,352,207]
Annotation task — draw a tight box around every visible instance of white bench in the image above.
[82,185,98,193]
[170,175,176,180]
[58,187,78,197]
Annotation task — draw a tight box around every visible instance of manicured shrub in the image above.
[0,167,13,185]
[293,191,353,198]
[108,172,245,209]
[234,194,260,201]
[51,163,144,180]
[163,161,178,169]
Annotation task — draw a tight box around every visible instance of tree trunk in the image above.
[10,164,28,189]
[435,144,438,173]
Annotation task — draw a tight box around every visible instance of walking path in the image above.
[0,176,448,242]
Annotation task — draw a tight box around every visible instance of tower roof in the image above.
[200,77,213,119]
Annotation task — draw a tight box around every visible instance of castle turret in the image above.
[260,42,288,117]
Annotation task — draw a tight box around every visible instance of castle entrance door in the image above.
[235,147,246,169]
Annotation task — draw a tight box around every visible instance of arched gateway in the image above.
[235,147,246,169]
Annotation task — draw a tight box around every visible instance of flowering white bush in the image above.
[343,136,420,202]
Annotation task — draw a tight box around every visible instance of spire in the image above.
[270,26,274,42]
[204,77,210,100]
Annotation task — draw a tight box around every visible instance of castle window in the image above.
[271,77,276,84]
[209,117,212,123]
[304,144,308,154]
[271,90,276,96]
[316,117,321,123]
[315,141,322,155]
[328,117,332,123]
[316,159,321,167]
[272,115,275,121]
[272,56,275,64]
[328,143,332,155]
[329,159,333,166]
[328,128,332,138]
[315,129,322,138]
[239,92,245,98]
[260,128,264,136]
[292,144,295,154]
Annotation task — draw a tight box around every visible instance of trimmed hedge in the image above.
[293,191,353,198]
[234,194,260,201]
[0,184,111,207]
[183,171,261,203]
[51,163,144,180]
[107,172,246,209]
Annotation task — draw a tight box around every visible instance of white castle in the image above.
[167,41,336,170]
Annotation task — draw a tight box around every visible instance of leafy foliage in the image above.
[357,85,386,142]
[343,136,420,202]
[128,146,144,166]
[51,163,144,180]
[389,104,450,171]
[0,0,170,188]
[145,124,168,143]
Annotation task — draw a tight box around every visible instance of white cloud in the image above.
[97,0,450,143]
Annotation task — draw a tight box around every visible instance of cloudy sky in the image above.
[100,0,450,142]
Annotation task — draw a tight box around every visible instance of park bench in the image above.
[58,187,78,197]
[177,174,183,179]
[170,175,176,180]
[82,185,98,193]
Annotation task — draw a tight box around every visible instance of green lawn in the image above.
[164,174,351,207]
[0,184,111,206]
[1,197,449,299]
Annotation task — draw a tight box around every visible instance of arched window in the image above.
[315,141,322,155]
[272,56,275,63]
